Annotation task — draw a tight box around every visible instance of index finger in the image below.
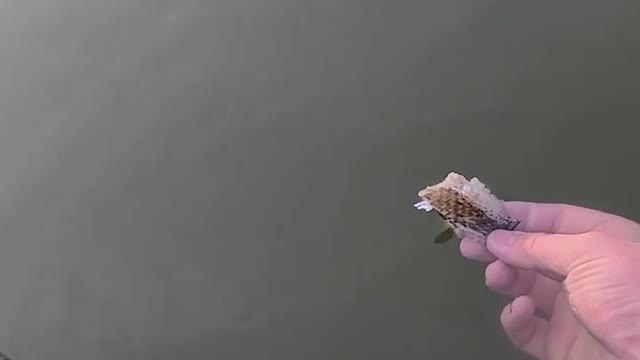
[503,201,613,234]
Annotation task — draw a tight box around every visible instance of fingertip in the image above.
[503,296,535,320]
[484,260,515,291]
[459,237,496,262]
[500,296,536,336]
[487,230,518,250]
[500,296,548,359]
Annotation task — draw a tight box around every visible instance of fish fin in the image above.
[434,227,455,244]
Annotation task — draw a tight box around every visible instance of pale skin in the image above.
[459,202,640,360]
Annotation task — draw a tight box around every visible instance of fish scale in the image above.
[414,172,520,243]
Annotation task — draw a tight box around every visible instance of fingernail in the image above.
[487,230,516,248]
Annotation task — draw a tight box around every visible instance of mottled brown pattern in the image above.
[419,187,518,237]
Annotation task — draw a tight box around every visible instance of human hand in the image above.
[459,202,640,360]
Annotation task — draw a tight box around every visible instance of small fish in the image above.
[414,172,520,244]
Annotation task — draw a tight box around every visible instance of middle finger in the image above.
[485,260,561,317]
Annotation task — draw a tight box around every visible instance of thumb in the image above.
[486,230,610,279]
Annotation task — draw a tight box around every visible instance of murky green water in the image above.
[0,1,637,359]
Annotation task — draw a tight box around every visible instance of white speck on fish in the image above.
[414,200,433,212]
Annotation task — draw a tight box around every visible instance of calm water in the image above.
[0,1,637,359]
